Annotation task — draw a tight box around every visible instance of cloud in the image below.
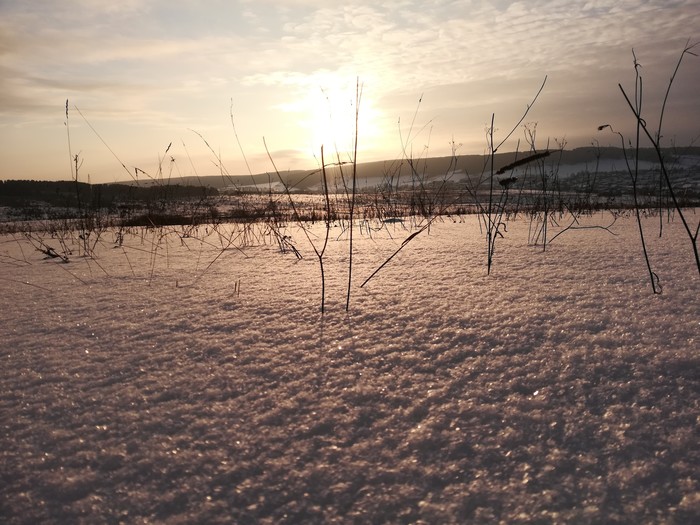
[1,0,698,180]
[5,0,696,101]
[230,0,698,102]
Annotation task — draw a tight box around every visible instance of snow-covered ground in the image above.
[1,211,698,523]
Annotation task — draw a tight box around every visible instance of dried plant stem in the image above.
[264,138,334,313]
[73,104,137,183]
[360,216,438,288]
[318,146,332,313]
[487,113,496,275]
[618,41,699,279]
[486,76,547,274]
[346,78,362,312]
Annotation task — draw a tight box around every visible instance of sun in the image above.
[307,84,360,153]
[284,73,383,160]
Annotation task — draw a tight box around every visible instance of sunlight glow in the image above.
[1,0,698,182]
[276,73,384,161]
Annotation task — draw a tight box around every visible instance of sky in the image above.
[1,0,699,184]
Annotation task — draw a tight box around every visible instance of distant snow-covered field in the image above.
[1,211,698,523]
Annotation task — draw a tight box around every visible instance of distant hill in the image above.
[2,147,698,223]
[117,146,700,192]
[2,148,698,209]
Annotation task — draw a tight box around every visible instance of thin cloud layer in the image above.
[0,0,698,181]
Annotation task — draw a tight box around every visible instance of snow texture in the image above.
[1,211,698,524]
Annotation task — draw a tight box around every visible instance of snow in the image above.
[1,211,698,523]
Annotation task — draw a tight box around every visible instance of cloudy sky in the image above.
[1,0,698,183]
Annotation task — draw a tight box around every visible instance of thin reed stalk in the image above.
[617,42,700,278]
[345,78,362,312]
[485,77,547,274]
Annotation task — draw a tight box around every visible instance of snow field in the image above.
[1,211,698,523]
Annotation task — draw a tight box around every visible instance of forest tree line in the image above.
[0,180,218,209]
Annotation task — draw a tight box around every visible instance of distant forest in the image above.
[0,180,218,209]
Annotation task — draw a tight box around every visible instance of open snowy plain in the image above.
[1,211,698,523]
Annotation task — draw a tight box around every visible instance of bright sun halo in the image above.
[288,74,381,158]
